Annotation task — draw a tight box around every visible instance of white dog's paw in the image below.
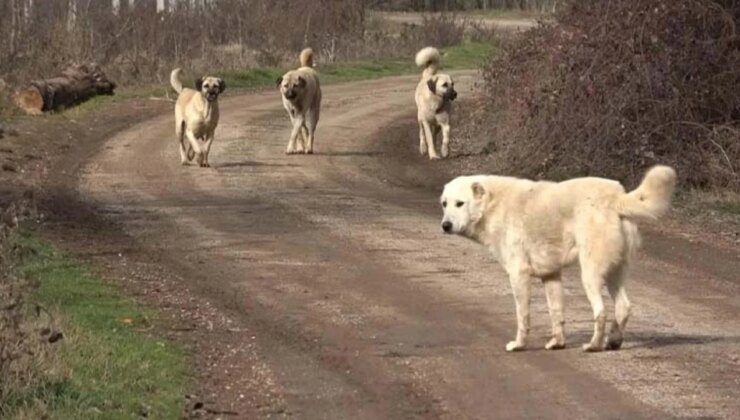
[506,341,526,352]
[545,337,566,350]
[305,148,313,155]
[286,148,295,155]
[429,154,441,161]
[420,144,428,155]
[441,145,449,158]
[582,342,605,352]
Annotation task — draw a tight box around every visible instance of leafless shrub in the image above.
[472,0,740,190]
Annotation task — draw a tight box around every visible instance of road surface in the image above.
[77,74,739,418]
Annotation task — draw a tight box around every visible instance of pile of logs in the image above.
[13,64,116,115]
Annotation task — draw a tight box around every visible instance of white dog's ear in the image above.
[275,76,283,88]
[471,182,486,200]
[427,78,436,94]
[218,79,226,93]
[297,76,307,87]
[195,77,204,91]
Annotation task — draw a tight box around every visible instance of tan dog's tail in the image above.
[299,48,314,68]
[416,47,441,78]
[616,165,677,221]
[170,68,184,94]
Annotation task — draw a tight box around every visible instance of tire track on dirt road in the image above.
[78,74,739,418]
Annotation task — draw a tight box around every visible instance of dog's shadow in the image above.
[564,331,738,351]
[216,161,297,169]
[313,151,384,157]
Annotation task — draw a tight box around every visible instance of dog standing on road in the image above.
[277,48,322,155]
[439,166,677,352]
[415,47,457,160]
[170,68,225,167]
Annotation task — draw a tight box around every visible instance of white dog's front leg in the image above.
[440,122,451,158]
[506,271,532,352]
[201,134,214,168]
[185,131,204,166]
[418,121,427,156]
[421,120,440,160]
[287,116,304,155]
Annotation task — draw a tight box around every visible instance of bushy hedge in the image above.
[477,0,739,190]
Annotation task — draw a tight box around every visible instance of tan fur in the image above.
[277,48,322,154]
[415,47,457,160]
[170,68,225,167]
[440,166,677,352]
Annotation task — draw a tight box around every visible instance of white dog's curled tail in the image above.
[170,68,184,94]
[616,165,677,220]
[300,48,314,68]
[416,47,441,77]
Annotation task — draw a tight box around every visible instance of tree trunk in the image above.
[13,63,116,115]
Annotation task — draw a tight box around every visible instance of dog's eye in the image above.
[456,201,464,208]
[442,83,449,88]
[442,201,447,208]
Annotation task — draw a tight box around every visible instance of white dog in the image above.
[277,48,322,154]
[170,68,225,167]
[415,47,457,159]
[440,166,677,352]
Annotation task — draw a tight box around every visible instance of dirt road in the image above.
[75,74,739,418]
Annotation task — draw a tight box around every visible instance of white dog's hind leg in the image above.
[506,272,532,352]
[421,120,440,160]
[440,122,451,158]
[543,273,566,350]
[305,112,317,154]
[606,266,630,350]
[580,263,607,352]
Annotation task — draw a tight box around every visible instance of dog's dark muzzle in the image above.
[206,91,219,102]
[284,90,297,100]
[448,89,458,101]
[442,221,453,233]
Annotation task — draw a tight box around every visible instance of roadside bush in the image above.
[474,0,740,190]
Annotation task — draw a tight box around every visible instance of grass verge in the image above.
[2,231,189,419]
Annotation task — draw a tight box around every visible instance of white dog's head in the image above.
[196,76,225,102]
[427,74,457,102]
[440,176,489,236]
[277,71,308,102]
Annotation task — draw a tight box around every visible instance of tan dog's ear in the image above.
[471,182,486,200]
[275,76,283,87]
[297,76,306,87]
[427,78,436,94]
[218,79,226,93]
[195,77,204,91]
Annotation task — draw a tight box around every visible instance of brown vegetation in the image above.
[466,0,739,190]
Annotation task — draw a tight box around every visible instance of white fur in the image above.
[440,166,676,352]
[415,47,457,160]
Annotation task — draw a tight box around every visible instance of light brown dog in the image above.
[415,47,457,160]
[170,68,225,167]
[440,166,677,352]
[276,48,322,155]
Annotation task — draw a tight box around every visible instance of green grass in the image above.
[223,40,494,88]
[4,232,189,419]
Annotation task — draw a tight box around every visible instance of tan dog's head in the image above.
[196,76,225,102]
[276,71,307,102]
[427,74,457,102]
[440,176,488,236]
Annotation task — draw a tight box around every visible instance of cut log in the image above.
[13,63,116,115]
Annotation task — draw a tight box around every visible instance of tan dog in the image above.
[415,47,457,160]
[277,48,322,155]
[170,68,225,167]
[440,166,677,352]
